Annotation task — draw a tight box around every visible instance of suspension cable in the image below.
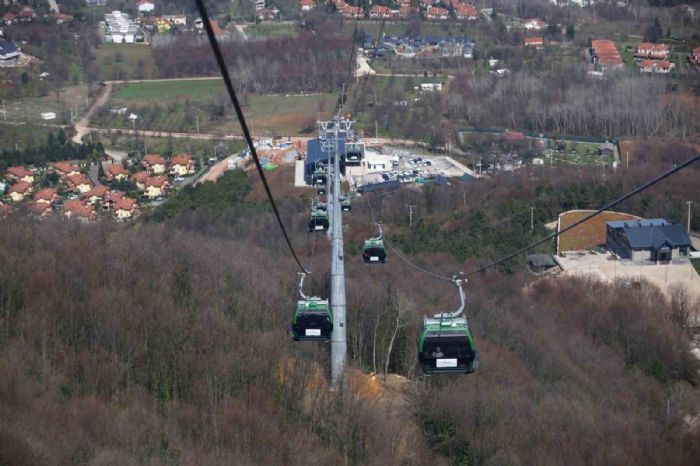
[383,237,454,282]
[309,222,318,274]
[352,14,387,110]
[465,153,700,276]
[193,0,308,274]
[336,7,362,115]
[359,156,454,282]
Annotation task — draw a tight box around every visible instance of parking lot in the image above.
[349,153,475,188]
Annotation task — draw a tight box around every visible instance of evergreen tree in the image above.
[57,128,67,146]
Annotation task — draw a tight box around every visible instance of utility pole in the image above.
[196,115,200,134]
[530,206,534,231]
[626,151,629,169]
[687,201,693,233]
[2,100,6,121]
[409,203,415,227]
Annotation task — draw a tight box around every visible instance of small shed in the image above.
[528,254,557,273]
[598,141,615,157]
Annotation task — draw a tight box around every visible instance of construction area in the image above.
[555,250,700,325]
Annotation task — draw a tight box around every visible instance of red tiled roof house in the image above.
[142,154,167,175]
[169,154,195,176]
[5,166,35,184]
[106,164,129,182]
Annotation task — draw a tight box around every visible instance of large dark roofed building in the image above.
[606,219,692,263]
[305,138,346,185]
[0,40,20,66]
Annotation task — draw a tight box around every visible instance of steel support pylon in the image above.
[319,118,350,389]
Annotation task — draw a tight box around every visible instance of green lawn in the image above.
[246,23,299,39]
[692,258,700,275]
[2,85,89,125]
[113,79,225,102]
[242,93,338,135]
[100,87,338,136]
[96,44,157,81]
[547,146,615,166]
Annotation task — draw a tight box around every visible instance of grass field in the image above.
[547,141,617,166]
[242,93,337,135]
[113,79,225,102]
[2,85,89,125]
[246,23,299,39]
[558,210,640,252]
[96,44,157,81]
[102,81,338,136]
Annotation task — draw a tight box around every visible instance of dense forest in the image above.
[1,147,699,464]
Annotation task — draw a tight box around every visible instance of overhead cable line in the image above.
[193,0,308,274]
[336,8,363,115]
[359,157,453,281]
[465,153,700,276]
[361,154,700,282]
[383,237,454,282]
[352,14,387,110]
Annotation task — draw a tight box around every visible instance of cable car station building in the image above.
[304,121,365,186]
[606,219,692,263]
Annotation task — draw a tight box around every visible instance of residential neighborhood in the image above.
[0,152,201,222]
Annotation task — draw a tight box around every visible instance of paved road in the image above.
[105,149,127,162]
[87,126,241,141]
[356,53,376,77]
[47,0,59,14]
[87,162,102,186]
[72,77,224,143]
[235,24,248,40]
[356,51,455,79]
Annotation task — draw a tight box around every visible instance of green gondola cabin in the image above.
[417,316,477,375]
[291,298,333,341]
[345,147,362,165]
[362,237,386,263]
[312,168,327,186]
[308,209,329,232]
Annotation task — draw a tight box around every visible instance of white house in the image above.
[420,83,443,92]
[137,1,155,14]
[104,11,141,43]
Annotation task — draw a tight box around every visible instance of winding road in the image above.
[72,77,225,144]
